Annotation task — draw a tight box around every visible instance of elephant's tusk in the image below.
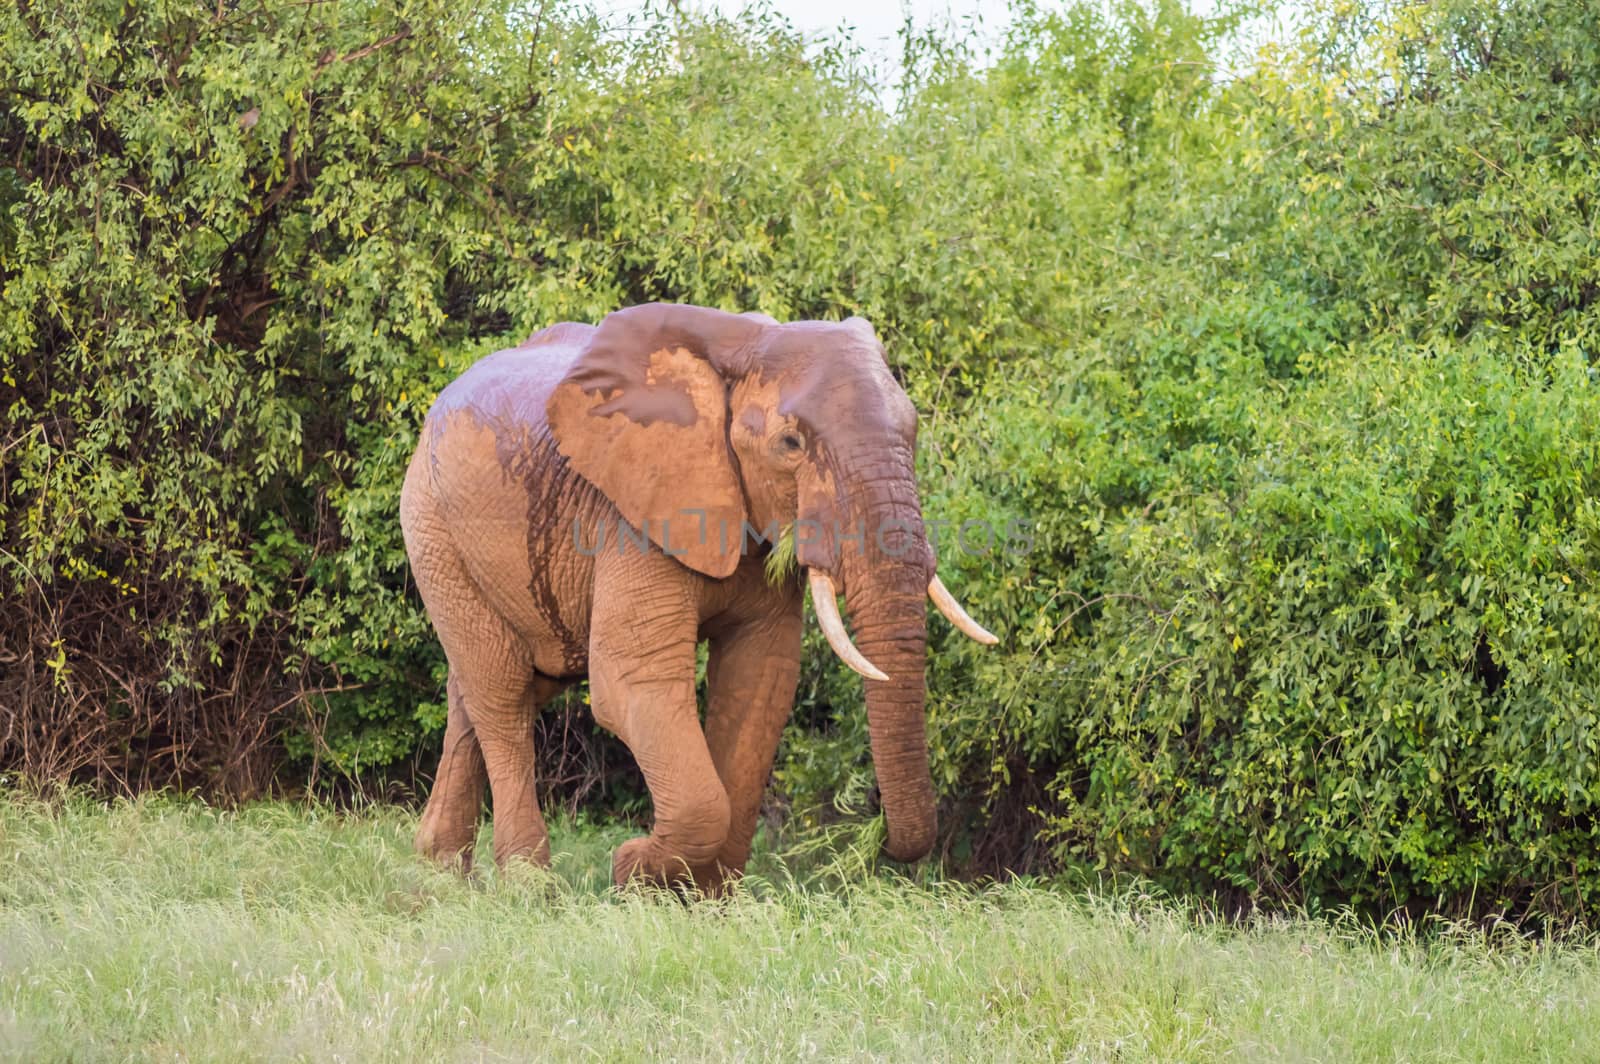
[928,574,999,645]
[807,570,890,682]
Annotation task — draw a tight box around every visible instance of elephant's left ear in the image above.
[547,305,752,579]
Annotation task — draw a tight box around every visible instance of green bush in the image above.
[4,0,1599,919]
[913,0,1600,918]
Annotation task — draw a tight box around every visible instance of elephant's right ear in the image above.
[546,304,759,579]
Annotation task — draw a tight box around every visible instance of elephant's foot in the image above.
[612,836,674,888]
[490,816,552,870]
[687,861,740,899]
[415,806,476,873]
[612,837,735,897]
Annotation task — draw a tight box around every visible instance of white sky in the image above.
[593,0,1017,42]
[591,0,1019,79]
[588,0,1282,102]
[698,0,1014,54]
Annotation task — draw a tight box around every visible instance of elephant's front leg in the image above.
[590,559,729,888]
[692,608,804,895]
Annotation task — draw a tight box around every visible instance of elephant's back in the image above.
[418,320,595,536]
[428,322,596,430]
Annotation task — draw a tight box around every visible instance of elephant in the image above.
[399,302,996,893]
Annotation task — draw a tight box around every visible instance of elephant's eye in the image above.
[778,432,804,453]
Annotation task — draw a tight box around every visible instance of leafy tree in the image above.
[4,0,1599,921]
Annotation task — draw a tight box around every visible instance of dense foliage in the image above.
[4,0,1598,919]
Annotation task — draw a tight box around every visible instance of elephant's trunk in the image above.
[850,588,936,862]
[838,489,937,863]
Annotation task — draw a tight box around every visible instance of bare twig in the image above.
[314,27,413,78]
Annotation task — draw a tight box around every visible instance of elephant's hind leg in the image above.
[403,458,552,870]
[415,674,487,869]
[434,617,554,870]
[472,668,564,869]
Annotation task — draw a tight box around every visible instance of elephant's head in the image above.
[546,303,996,862]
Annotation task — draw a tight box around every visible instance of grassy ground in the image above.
[1,796,1597,1062]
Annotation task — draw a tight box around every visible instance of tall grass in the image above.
[1,796,1597,1061]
